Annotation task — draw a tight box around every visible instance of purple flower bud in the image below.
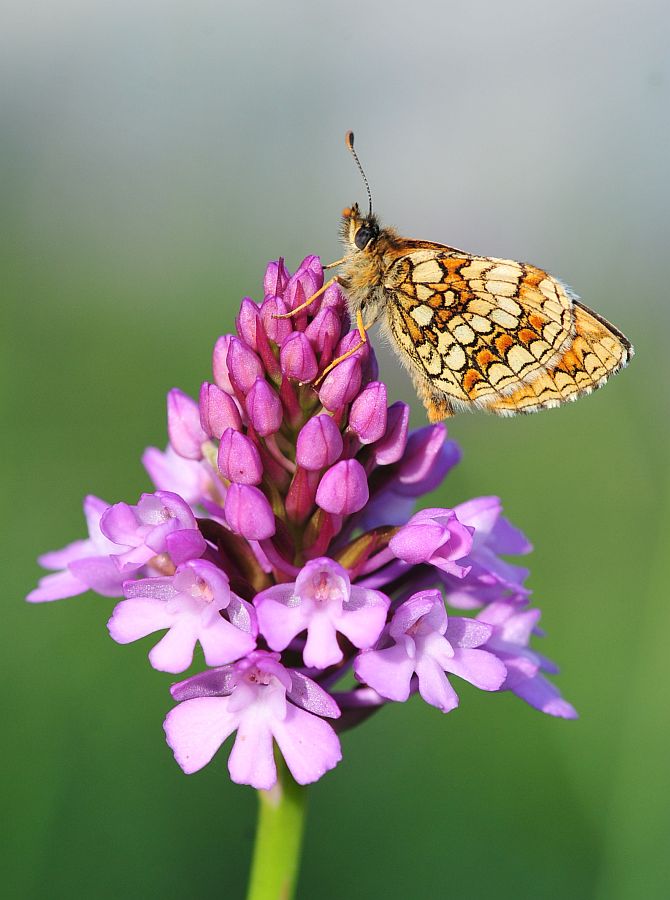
[321,282,346,311]
[296,414,343,470]
[316,459,369,515]
[285,255,323,312]
[318,356,362,412]
[372,401,410,465]
[227,337,264,395]
[280,332,318,382]
[217,428,263,484]
[305,307,342,355]
[349,382,388,444]
[394,424,461,497]
[167,389,208,460]
[224,484,276,540]
[199,382,242,439]
[260,296,293,344]
[212,335,235,394]
[236,298,259,350]
[263,258,290,298]
[245,378,282,436]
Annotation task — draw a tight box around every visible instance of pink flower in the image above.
[108,559,257,673]
[354,590,506,712]
[389,507,473,576]
[254,558,390,668]
[27,495,125,602]
[478,602,577,718]
[164,651,341,788]
[101,490,207,573]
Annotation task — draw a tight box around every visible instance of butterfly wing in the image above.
[381,246,627,418]
[482,301,633,415]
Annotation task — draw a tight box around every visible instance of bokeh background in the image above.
[4,2,669,897]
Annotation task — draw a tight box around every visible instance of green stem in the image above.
[246,759,309,900]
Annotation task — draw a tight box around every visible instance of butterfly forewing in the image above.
[383,248,575,409]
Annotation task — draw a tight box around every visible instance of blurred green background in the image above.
[4,1,668,898]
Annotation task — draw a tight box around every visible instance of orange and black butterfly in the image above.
[322,132,633,422]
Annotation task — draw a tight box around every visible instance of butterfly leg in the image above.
[274,276,340,319]
[313,309,368,387]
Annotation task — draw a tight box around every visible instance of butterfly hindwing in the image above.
[482,300,633,415]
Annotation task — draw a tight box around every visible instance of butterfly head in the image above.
[341,203,380,253]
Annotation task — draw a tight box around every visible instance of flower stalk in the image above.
[247,758,308,900]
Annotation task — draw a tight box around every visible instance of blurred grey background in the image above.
[4,2,669,898]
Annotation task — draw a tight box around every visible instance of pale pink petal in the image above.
[354,644,415,701]
[334,603,388,650]
[38,539,93,570]
[164,697,239,774]
[303,614,343,668]
[272,705,341,785]
[446,648,507,691]
[198,618,256,666]
[415,653,459,712]
[26,570,88,603]
[445,617,493,649]
[107,597,175,642]
[68,556,125,596]
[148,621,198,673]
[228,708,276,789]
[255,596,308,652]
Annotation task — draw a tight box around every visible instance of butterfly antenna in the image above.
[345,131,373,216]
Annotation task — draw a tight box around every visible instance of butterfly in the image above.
[312,132,633,422]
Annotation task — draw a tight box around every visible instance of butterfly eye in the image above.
[355,227,374,250]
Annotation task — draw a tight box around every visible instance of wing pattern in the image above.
[381,248,630,418]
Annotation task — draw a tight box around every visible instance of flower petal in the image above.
[271,704,342,785]
[445,648,507,691]
[228,707,277,789]
[198,617,256,667]
[335,599,388,650]
[26,569,88,603]
[415,653,460,712]
[254,591,308,652]
[354,644,415,702]
[303,614,343,668]
[148,621,198,673]
[164,696,239,774]
[107,596,176,642]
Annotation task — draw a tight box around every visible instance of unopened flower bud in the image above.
[296,415,343,470]
[224,483,276,540]
[236,298,259,350]
[280,332,318,382]
[246,378,282,436]
[212,335,235,394]
[167,389,208,459]
[199,382,242,439]
[349,381,388,444]
[227,337,264,395]
[318,357,362,411]
[316,459,369,515]
[263,258,290,298]
[217,428,263,484]
[372,401,410,465]
[260,296,293,344]
[285,255,323,312]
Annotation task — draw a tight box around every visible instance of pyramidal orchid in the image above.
[27,254,576,900]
